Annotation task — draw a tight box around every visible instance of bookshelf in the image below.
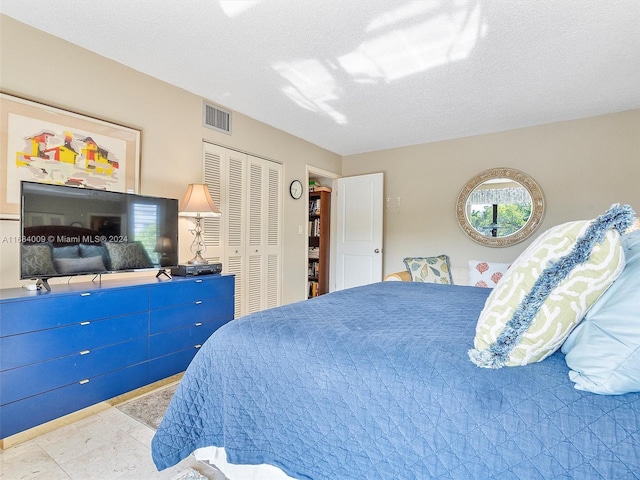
[308,189,331,298]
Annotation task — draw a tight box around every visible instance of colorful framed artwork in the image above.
[0,93,140,219]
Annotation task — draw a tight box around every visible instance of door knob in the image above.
[374,248,380,253]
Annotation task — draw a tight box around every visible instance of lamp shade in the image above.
[178,184,221,217]
[154,236,174,253]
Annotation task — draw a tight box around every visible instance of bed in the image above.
[152,206,640,479]
[152,281,640,479]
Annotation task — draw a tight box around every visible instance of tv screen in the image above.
[20,181,179,285]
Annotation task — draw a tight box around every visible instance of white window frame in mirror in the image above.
[456,167,545,247]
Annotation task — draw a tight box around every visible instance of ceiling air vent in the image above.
[203,101,231,134]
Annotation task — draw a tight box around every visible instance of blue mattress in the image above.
[152,282,640,479]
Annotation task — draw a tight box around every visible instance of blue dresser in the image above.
[148,276,235,383]
[0,274,234,439]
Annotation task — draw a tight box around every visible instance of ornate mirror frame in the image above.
[456,167,545,247]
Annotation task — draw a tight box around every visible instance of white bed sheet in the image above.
[194,446,297,480]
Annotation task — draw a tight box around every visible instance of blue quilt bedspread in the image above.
[152,282,640,479]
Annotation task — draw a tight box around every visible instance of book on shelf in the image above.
[309,198,321,215]
[308,218,320,236]
[308,280,319,298]
[308,261,319,277]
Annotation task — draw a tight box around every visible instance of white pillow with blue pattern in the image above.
[403,255,453,284]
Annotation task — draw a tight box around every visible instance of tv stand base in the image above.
[35,278,51,291]
[156,269,171,279]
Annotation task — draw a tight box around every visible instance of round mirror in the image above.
[456,168,545,247]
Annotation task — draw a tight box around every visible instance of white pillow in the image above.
[468,260,510,288]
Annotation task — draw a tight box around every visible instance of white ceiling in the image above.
[2,0,639,156]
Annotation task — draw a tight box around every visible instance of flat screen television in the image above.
[20,181,179,290]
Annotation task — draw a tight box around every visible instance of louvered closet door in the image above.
[247,157,264,315]
[246,156,282,313]
[203,146,223,263]
[265,161,282,309]
[224,150,247,318]
[203,143,246,318]
[203,143,281,318]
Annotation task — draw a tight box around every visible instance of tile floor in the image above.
[0,402,214,480]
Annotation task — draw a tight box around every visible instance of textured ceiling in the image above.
[2,0,639,155]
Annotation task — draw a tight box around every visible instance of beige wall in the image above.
[343,110,640,281]
[0,15,342,303]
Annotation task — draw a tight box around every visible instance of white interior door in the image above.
[335,172,384,290]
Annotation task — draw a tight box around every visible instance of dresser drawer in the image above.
[0,362,148,439]
[149,276,234,309]
[149,319,225,359]
[0,286,149,337]
[1,312,148,371]
[148,347,200,384]
[150,297,234,334]
[0,337,148,406]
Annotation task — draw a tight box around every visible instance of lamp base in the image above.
[186,252,209,265]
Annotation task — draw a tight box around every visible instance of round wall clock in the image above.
[289,180,303,199]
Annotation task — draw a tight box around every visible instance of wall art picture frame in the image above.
[0,93,141,219]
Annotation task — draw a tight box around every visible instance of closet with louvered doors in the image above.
[202,142,283,318]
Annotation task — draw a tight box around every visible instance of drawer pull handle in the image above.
[195,344,202,349]
[79,350,90,355]
[195,279,203,283]
[195,322,202,327]
[80,292,91,297]
[79,379,90,385]
[80,321,90,326]
[195,300,202,305]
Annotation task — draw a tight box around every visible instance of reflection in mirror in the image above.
[456,168,545,247]
[467,178,532,237]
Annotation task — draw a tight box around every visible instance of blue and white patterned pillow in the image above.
[403,255,453,284]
